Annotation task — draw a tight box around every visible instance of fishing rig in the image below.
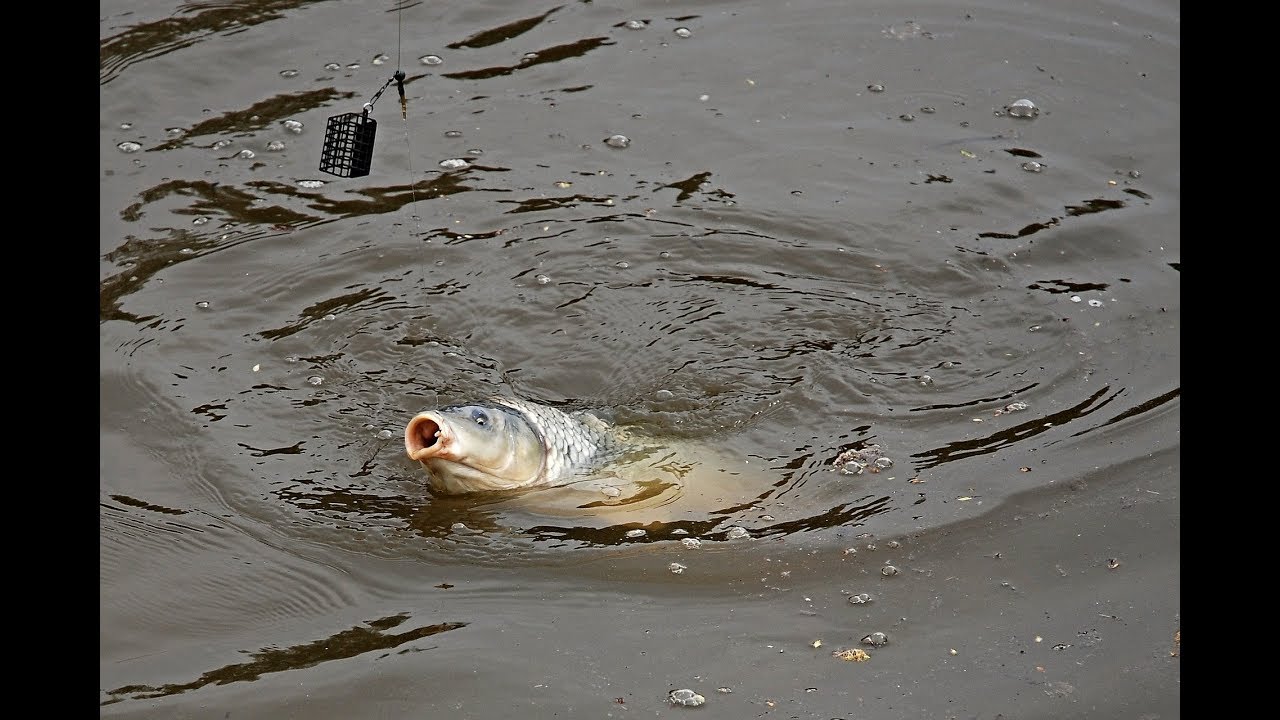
[317,69,407,178]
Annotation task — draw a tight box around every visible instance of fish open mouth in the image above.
[405,413,450,461]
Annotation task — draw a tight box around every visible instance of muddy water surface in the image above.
[101,0,1180,716]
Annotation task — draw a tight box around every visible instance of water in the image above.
[101,0,1179,716]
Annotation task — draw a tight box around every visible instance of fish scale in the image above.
[491,397,633,482]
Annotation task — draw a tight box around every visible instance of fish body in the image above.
[404,397,641,494]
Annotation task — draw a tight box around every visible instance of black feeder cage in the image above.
[319,111,377,178]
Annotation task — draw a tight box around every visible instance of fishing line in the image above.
[316,0,426,461]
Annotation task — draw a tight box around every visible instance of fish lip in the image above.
[405,412,452,461]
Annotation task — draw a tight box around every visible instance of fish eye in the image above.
[471,409,489,426]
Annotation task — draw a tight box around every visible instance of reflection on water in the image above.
[102,614,467,704]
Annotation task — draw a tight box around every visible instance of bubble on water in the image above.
[674,27,692,38]
[450,522,473,533]
[439,158,470,169]
[1088,299,1104,307]
[839,462,865,476]
[1128,169,1142,179]
[283,119,304,133]
[237,149,256,159]
[885,20,929,39]
[659,251,671,258]
[726,526,749,540]
[681,537,702,549]
[671,528,689,535]
[716,687,732,694]
[669,562,687,574]
[699,94,710,101]
[655,389,674,400]
[881,564,899,576]
[377,429,394,440]
[298,179,325,189]
[861,632,889,648]
[615,261,630,269]
[420,54,443,66]
[1021,161,1044,173]
[372,54,390,65]
[887,540,900,549]
[280,69,299,78]
[120,122,133,130]
[625,19,646,30]
[1006,98,1040,119]
[285,355,300,363]
[625,529,647,538]
[211,139,232,150]
[899,113,916,122]
[874,457,893,469]
[919,374,933,385]
[604,134,631,148]
[920,106,936,114]
[266,140,286,151]
[307,375,323,386]
[444,130,463,139]
[323,314,336,321]
[554,180,572,189]
[165,127,185,138]
[867,83,885,92]
[848,592,873,605]
[345,63,360,70]
[323,62,341,71]
[522,52,539,61]
[669,689,704,707]
[117,141,142,153]
[535,274,551,285]
[195,301,210,309]
[192,217,210,226]
[1070,295,1082,303]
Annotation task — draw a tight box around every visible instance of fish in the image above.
[404,396,645,495]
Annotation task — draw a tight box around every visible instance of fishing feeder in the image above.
[318,70,406,178]
[318,111,377,177]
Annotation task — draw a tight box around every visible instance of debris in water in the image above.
[669,689,705,707]
[994,401,1028,416]
[833,444,894,475]
[833,648,871,662]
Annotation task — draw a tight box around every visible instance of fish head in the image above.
[404,403,547,493]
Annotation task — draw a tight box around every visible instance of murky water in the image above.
[101,0,1179,716]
